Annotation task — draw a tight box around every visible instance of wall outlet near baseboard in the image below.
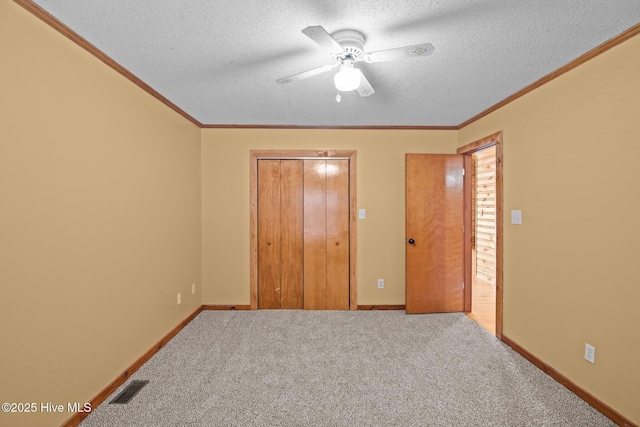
[585,343,595,364]
[192,283,196,295]
[377,279,384,289]
[177,292,182,305]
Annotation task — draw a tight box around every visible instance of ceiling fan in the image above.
[276,26,435,98]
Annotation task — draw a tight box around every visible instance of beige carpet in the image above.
[80,311,614,426]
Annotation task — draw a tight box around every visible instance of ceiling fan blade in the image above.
[356,69,375,97]
[365,43,434,63]
[302,26,344,54]
[276,63,338,85]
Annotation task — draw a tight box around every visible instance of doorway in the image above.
[249,150,358,311]
[469,146,497,334]
[457,132,503,338]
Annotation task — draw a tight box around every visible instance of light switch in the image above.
[511,210,522,224]
[359,209,366,219]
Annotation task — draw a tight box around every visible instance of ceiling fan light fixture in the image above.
[278,26,430,97]
[334,62,361,92]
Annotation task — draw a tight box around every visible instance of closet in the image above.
[257,159,349,310]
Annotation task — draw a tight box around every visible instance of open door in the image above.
[406,154,465,314]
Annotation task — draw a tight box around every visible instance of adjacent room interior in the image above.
[468,145,497,334]
[2,1,639,426]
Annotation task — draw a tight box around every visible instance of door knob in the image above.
[407,238,415,245]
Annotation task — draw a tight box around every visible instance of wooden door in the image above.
[325,160,350,309]
[304,159,350,310]
[258,158,349,310]
[302,160,326,309]
[257,160,303,309]
[405,154,465,313]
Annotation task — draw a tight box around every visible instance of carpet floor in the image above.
[80,311,614,426]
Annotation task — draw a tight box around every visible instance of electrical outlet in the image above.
[177,292,182,305]
[377,279,384,289]
[585,343,595,364]
[191,283,196,295]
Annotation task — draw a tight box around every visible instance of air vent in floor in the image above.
[109,380,149,404]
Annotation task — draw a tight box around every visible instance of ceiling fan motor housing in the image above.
[331,29,365,62]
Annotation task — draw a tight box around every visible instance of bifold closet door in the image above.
[257,160,303,309]
[258,158,349,310]
[303,159,349,310]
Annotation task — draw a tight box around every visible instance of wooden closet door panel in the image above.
[303,160,327,310]
[326,159,350,310]
[280,160,304,309]
[258,160,282,309]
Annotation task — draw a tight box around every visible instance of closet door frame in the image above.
[250,150,357,310]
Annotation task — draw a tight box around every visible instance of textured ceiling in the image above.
[30,0,640,127]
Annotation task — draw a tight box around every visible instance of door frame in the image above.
[457,131,503,339]
[250,150,357,311]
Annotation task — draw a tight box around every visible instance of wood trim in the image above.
[357,305,406,310]
[494,137,504,339]
[61,306,202,427]
[496,139,504,339]
[250,150,357,311]
[348,152,358,311]
[13,0,202,128]
[252,150,358,159]
[202,124,458,130]
[456,132,498,155]
[15,0,640,132]
[501,335,638,427]
[457,131,503,339]
[250,154,259,310]
[201,304,252,310]
[462,155,473,312]
[458,23,640,129]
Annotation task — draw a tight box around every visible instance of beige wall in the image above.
[459,33,640,424]
[0,3,201,427]
[201,129,458,306]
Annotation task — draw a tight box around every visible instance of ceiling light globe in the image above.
[334,65,361,92]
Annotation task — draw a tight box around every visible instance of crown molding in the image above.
[458,22,640,129]
[14,0,202,128]
[201,124,457,130]
[14,1,640,131]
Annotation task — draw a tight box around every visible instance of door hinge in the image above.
[462,282,465,289]
[462,168,465,176]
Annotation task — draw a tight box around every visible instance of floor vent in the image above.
[109,380,149,404]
